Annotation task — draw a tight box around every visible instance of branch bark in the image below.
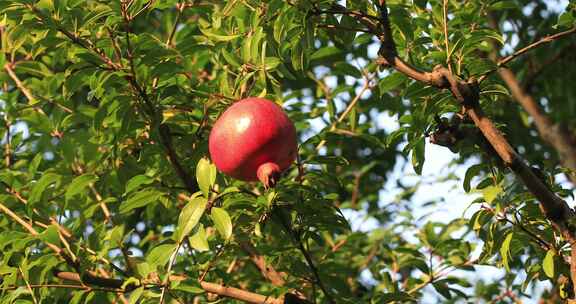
[55,271,286,304]
[498,68,576,184]
[239,241,287,286]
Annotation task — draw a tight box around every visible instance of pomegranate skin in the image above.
[208,98,297,186]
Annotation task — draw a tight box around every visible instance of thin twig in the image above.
[4,63,37,103]
[273,208,335,304]
[4,62,72,113]
[316,24,372,33]
[18,266,38,304]
[239,241,286,286]
[498,26,576,68]
[4,118,11,167]
[478,26,576,83]
[150,0,183,89]
[72,164,112,223]
[315,73,373,151]
[159,243,181,304]
[0,202,62,255]
[0,284,124,293]
[442,0,452,74]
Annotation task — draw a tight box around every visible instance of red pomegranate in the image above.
[208,97,297,188]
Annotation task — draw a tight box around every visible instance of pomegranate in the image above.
[208,97,297,188]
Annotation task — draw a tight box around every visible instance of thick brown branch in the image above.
[200,281,284,304]
[55,271,286,304]
[498,68,576,183]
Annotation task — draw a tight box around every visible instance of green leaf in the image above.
[211,207,232,240]
[29,173,62,204]
[411,138,425,175]
[175,197,207,242]
[196,157,217,197]
[482,185,502,204]
[263,57,281,70]
[376,292,416,302]
[199,28,241,42]
[173,280,205,294]
[557,12,575,28]
[333,62,362,78]
[65,174,98,202]
[463,164,483,192]
[188,224,210,252]
[307,155,350,166]
[543,249,555,278]
[489,1,519,10]
[124,175,155,194]
[38,225,60,247]
[310,46,342,61]
[221,48,241,68]
[146,243,177,269]
[120,189,165,214]
[378,72,407,95]
[128,287,144,304]
[432,282,452,299]
[500,232,513,271]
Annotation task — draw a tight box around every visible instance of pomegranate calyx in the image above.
[257,162,282,189]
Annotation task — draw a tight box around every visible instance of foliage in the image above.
[0,0,575,303]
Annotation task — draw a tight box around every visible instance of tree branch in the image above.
[54,271,286,304]
[3,63,36,104]
[239,241,287,287]
[498,68,576,184]
[478,26,576,83]
[497,26,576,69]
[273,207,335,304]
[0,202,66,258]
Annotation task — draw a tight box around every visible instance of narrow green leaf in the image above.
[333,62,362,78]
[120,190,164,214]
[411,138,425,175]
[39,225,60,247]
[188,224,210,252]
[500,232,513,271]
[543,249,555,278]
[211,207,232,240]
[173,280,205,294]
[221,48,241,68]
[199,28,240,42]
[196,158,217,197]
[308,155,350,166]
[29,173,62,204]
[125,175,155,194]
[65,174,98,202]
[128,287,144,304]
[463,164,483,192]
[378,73,407,95]
[175,197,207,242]
[482,185,502,204]
[310,46,342,61]
[146,243,177,268]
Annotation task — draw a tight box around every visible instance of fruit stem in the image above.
[256,162,281,189]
